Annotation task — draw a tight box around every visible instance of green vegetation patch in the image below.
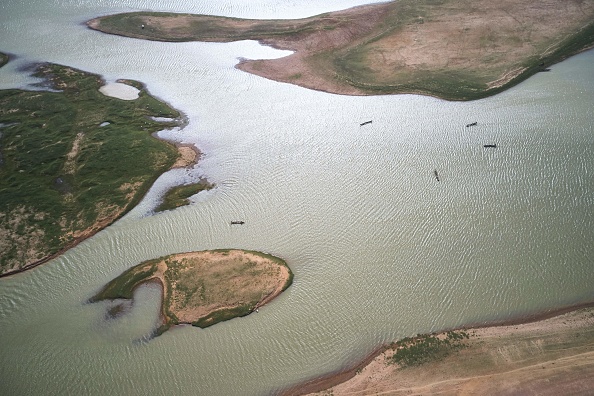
[89,260,160,302]
[155,180,214,212]
[193,304,253,328]
[0,63,181,275]
[389,330,469,367]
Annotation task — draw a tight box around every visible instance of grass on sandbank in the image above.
[87,0,594,100]
[155,180,214,212]
[90,249,293,335]
[314,308,594,395]
[0,63,181,276]
[389,330,470,367]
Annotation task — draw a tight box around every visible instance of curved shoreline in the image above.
[281,345,388,396]
[0,65,200,278]
[0,139,203,280]
[281,299,594,395]
[86,0,594,100]
[0,217,125,279]
[91,249,293,335]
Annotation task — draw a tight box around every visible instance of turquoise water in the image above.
[1,1,593,395]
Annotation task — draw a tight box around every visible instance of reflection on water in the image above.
[1,1,593,395]
[99,82,140,100]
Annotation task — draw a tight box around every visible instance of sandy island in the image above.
[87,0,594,100]
[90,249,293,334]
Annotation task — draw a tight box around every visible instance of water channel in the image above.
[1,1,593,395]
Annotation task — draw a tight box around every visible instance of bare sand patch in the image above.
[64,132,84,174]
[171,144,198,169]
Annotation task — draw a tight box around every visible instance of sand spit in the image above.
[289,304,594,396]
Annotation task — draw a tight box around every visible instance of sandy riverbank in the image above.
[171,144,199,169]
[284,302,594,395]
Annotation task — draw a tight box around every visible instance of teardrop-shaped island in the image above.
[90,249,293,335]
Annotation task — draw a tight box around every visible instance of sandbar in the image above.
[283,303,594,395]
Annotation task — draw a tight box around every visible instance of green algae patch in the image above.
[91,249,293,332]
[87,0,594,100]
[0,63,181,276]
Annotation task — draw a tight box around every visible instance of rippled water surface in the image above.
[1,1,594,395]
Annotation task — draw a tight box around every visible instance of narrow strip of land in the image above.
[285,304,594,396]
[87,0,594,100]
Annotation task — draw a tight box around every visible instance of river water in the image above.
[1,1,593,395]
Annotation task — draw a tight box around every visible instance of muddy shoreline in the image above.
[280,345,388,396]
[281,299,594,395]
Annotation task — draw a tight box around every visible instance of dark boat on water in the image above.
[466,122,477,127]
[483,144,497,148]
[231,221,245,225]
[434,170,440,182]
[360,120,372,126]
